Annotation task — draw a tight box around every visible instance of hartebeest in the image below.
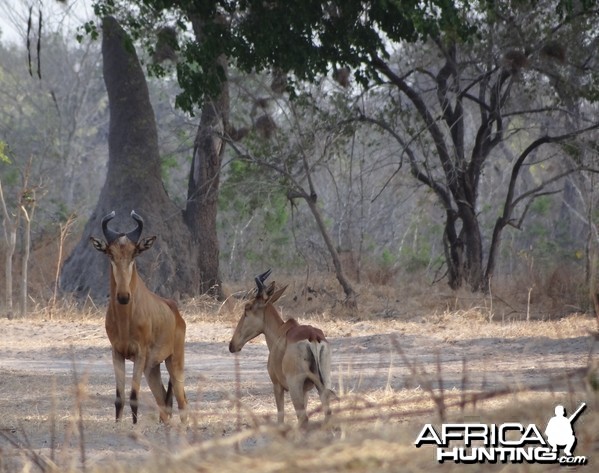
[229,270,334,427]
[90,211,187,424]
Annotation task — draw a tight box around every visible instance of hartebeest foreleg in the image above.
[113,349,127,421]
[130,355,147,424]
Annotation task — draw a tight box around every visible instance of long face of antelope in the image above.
[229,299,266,353]
[105,236,139,305]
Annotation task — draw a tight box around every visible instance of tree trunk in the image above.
[181,15,229,300]
[60,16,197,301]
[0,179,16,315]
[442,209,464,290]
[305,196,357,308]
[460,204,484,291]
[2,226,16,315]
[183,69,228,298]
[20,202,33,316]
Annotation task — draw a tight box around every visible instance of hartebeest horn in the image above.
[255,269,272,293]
[127,210,144,243]
[101,211,120,244]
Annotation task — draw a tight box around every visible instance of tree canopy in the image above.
[91,0,597,109]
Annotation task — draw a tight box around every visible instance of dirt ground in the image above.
[0,305,598,472]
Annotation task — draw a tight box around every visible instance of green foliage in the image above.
[380,247,396,269]
[0,143,18,187]
[0,140,10,164]
[529,195,552,216]
[90,0,477,112]
[160,152,180,182]
[76,20,100,42]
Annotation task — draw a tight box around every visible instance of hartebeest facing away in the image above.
[90,211,187,424]
[229,270,334,427]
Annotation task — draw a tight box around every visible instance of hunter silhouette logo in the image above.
[545,403,586,457]
[415,402,588,465]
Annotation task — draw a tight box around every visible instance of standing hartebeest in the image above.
[90,210,187,424]
[229,270,334,427]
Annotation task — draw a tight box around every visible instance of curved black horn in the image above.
[255,269,272,292]
[101,211,120,244]
[127,210,144,243]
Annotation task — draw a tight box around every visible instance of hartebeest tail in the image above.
[229,270,334,427]
[90,211,187,424]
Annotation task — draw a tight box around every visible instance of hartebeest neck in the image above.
[261,304,286,352]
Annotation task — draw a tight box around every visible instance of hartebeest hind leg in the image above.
[273,383,285,424]
[145,364,171,423]
[288,377,309,427]
[320,389,332,424]
[165,354,188,424]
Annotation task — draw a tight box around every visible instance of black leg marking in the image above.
[165,380,174,414]
[130,389,138,424]
[115,388,124,422]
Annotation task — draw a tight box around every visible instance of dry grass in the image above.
[1,272,599,472]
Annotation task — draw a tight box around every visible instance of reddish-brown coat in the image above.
[283,319,327,344]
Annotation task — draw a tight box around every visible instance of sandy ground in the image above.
[0,311,597,471]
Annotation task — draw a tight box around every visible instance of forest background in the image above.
[1,0,599,318]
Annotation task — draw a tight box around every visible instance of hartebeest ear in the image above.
[268,284,288,304]
[90,236,108,253]
[136,235,156,254]
[265,281,276,297]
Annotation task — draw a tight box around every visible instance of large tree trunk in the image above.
[183,79,228,298]
[60,17,197,301]
[183,16,229,300]
[183,111,225,298]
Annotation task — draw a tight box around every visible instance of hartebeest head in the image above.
[229,269,287,353]
[90,210,156,305]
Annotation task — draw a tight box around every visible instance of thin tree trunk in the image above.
[305,195,357,308]
[20,203,33,317]
[443,209,464,290]
[0,179,16,315]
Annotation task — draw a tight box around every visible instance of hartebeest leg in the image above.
[165,355,187,424]
[112,349,126,422]
[165,380,173,413]
[130,356,145,424]
[288,377,308,428]
[145,363,170,423]
[318,388,332,424]
[273,383,285,424]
